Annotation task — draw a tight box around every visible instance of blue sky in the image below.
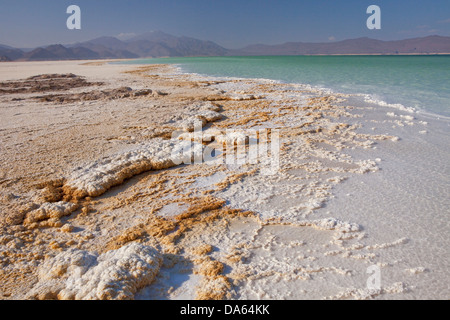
[1,0,449,48]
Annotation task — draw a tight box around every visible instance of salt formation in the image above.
[178,110,223,132]
[175,103,223,132]
[175,129,254,148]
[215,131,251,145]
[62,138,204,199]
[228,94,264,101]
[63,138,181,199]
[63,103,224,199]
[405,267,427,274]
[324,282,408,300]
[23,201,78,227]
[265,218,360,233]
[308,218,360,233]
[27,242,162,300]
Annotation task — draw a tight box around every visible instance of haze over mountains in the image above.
[233,35,450,56]
[1,31,449,61]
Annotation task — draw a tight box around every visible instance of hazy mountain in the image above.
[0,31,228,61]
[124,40,177,57]
[171,36,228,57]
[75,31,228,58]
[45,44,78,59]
[0,45,24,60]
[75,36,128,50]
[0,44,14,50]
[22,47,58,61]
[231,35,450,55]
[0,55,12,62]
[1,34,449,62]
[22,45,88,61]
[126,31,179,44]
[69,47,101,60]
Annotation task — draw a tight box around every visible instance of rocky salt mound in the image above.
[23,201,79,229]
[36,87,160,103]
[63,138,184,199]
[58,102,223,200]
[4,101,224,233]
[0,73,103,95]
[0,73,162,103]
[168,102,223,132]
[27,242,162,300]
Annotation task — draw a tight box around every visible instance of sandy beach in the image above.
[0,60,448,300]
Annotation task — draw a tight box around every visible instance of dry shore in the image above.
[0,60,439,300]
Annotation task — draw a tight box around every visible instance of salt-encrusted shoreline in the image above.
[0,60,447,300]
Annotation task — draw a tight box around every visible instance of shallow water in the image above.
[122,55,450,117]
[313,98,450,299]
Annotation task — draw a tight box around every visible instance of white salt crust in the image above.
[64,138,183,198]
[24,201,79,225]
[27,242,162,300]
[63,104,224,199]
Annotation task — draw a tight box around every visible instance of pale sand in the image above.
[0,60,447,300]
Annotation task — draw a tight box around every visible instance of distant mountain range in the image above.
[1,31,449,62]
[232,35,450,56]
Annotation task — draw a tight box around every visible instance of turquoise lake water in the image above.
[121,55,450,117]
